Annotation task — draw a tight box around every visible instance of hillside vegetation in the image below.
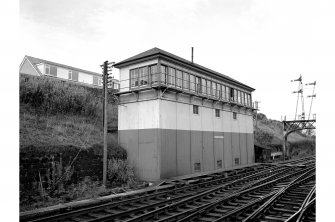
[20,74,118,148]
[19,74,137,212]
[254,113,315,158]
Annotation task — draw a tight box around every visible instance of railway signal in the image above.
[291,75,305,120]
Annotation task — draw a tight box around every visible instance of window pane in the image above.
[68,71,72,80]
[207,80,211,95]
[150,65,158,83]
[213,82,217,97]
[183,72,189,90]
[190,75,195,92]
[193,105,199,114]
[234,89,238,102]
[139,67,148,86]
[176,70,182,88]
[161,65,167,84]
[218,84,222,99]
[230,88,234,101]
[130,69,139,87]
[130,70,135,87]
[196,77,201,93]
[202,79,206,95]
[168,67,176,86]
[215,109,220,117]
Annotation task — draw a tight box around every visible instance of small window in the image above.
[45,64,50,74]
[217,160,222,169]
[72,71,79,81]
[50,65,57,76]
[98,78,102,86]
[215,109,220,117]
[235,158,240,165]
[194,162,201,172]
[233,112,237,120]
[68,70,72,80]
[93,76,98,85]
[193,105,199,115]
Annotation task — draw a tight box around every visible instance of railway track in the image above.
[20,164,273,222]
[20,156,315,222]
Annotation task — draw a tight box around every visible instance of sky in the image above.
[19,0,334,120]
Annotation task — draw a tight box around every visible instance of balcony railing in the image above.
[117,72,253,108]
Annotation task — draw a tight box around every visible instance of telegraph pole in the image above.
[102,61,108,187]
[101,60,115,187]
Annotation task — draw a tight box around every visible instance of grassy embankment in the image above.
[19,74,137,211]
[254,113,315,158]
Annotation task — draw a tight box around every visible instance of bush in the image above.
[289,139,316,158]
[107,158,135,186]
[254,127,274,145]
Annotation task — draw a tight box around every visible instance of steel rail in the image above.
[296,197,316,222]
[172,166,314,222]
[121,165,311,222]
[242,169,315,222]
[81,166,293,222]
[285,187,316,222]
[20,158,315,222]
[21,165,275,222]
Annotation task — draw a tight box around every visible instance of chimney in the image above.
[191,47,194,63]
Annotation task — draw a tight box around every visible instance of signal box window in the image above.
[193,105,199,115]
[233,112,237,120]
[215,109,220,117]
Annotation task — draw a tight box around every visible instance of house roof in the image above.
[114,47,255,91]
[24,55,102,77]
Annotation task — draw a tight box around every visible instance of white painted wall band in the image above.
[118,100,254,133]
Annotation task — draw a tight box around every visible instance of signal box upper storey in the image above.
[114,47,255,108]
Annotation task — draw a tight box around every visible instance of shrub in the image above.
[254,127,274,145]
[289,139,316,158]
[107,158,135,186]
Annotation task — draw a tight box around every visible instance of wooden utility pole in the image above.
[103,61,108,187]
[101,60,115,187]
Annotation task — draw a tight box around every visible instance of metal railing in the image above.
[118,72,253,108]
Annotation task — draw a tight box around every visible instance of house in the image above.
[114,47,255,181]
[19,55,120,89]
